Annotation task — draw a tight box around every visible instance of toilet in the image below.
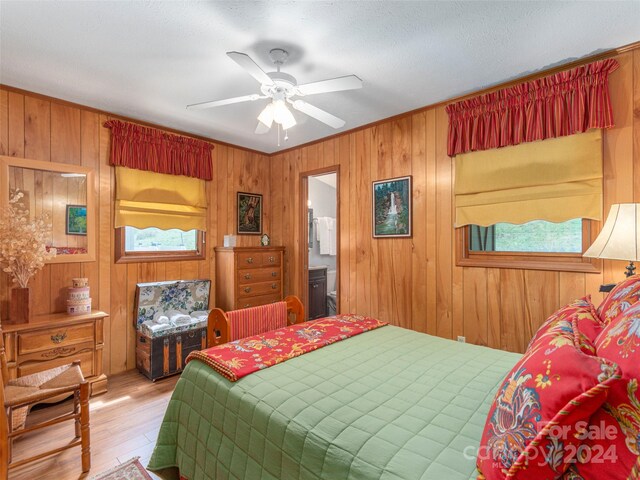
[326,270,337,315]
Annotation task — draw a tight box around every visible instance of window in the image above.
[115,227,205,263]
[457,219,600,273]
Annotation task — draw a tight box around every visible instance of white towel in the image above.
[153,314,170,324]
[190,310,209,322]
[142,320,172,333]
[317,217,331,255]
[327,217,337,255]
[172,314,192,325]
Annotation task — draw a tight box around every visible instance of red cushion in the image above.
[477,312,620,480]
[567,303,640,479]
[527,297,604,354]
[597,275,640,325]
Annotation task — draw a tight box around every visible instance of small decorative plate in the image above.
[261,233,270,246]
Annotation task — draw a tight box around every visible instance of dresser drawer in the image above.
[18,323,94,355]
[18,348,94,378]
[261,252,281,267]
[238,280,281,299]
[238,267,281,284]
[237,252,261,267]
[235,293,282,309]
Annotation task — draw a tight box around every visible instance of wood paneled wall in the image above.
[270,47,640,353]
[0,45,638,375]
[0,87,269,375]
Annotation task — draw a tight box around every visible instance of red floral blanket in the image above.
[186,314,388,382]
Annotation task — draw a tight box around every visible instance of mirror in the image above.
[0,156,96,263]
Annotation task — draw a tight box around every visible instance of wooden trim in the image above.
[0,155,97,264]
[299,166,341,319]
[0,84,267,157]
[273,40,640,157]
[114,227,205,264]
[455,219,602,273]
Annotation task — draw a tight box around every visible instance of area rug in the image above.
[90,457,153,480]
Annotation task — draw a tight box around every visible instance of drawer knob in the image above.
[244,287,252,293]
[271,271,277,277]
[312,283,318,289]
[246,257,254,264]
[51,332,67,344]
[244,273,252,280]
[268,256,275,263]
[271,283,277,289]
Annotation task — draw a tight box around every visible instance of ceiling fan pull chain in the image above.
[277,123,281,147]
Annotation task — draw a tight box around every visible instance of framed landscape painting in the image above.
[66,204,87,235]
[372,176,412,238]
[237,192,262,235]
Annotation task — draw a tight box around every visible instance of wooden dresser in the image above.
[215,246,285,310]
[1,310,108,396]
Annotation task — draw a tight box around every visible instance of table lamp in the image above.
[583,203,640,282]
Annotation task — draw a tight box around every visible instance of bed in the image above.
[148,324,519,480]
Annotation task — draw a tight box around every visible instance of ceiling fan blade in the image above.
[296,75,362,96]
[227,51,275,86]
[292,100,345,129]
[186,94,261,110]
[255,121,271,134]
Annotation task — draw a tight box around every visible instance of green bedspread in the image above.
[148,325,519,480]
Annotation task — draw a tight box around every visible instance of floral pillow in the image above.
[527,297,604,354]
[477,312,620,480]
[567,303,640,479]
[597,275,640,325]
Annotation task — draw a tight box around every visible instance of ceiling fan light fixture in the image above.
[257,103,274,128]
[273,100,296,130]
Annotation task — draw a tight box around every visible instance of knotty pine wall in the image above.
[0,87,270,375]
[270,47,640,353]
[0,45,637,375]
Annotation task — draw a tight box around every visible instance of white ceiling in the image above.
[1,1,639,154]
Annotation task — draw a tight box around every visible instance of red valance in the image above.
[104,120,213,180]
[445,59,619,157]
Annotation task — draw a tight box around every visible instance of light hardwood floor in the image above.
[9,370,179,480]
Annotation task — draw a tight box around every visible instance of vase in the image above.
[9,287,31,324]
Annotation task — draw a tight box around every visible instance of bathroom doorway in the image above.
[301,167,339,320]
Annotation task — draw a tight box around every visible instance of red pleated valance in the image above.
[445,58,619,157]
[104,120,213,180]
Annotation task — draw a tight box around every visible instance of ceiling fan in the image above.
[187,48,362,137]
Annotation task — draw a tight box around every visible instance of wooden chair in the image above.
[0,326,90,477]
[208,295,305,346]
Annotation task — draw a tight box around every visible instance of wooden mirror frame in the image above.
[0,155,96,263]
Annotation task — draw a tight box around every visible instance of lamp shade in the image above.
[272,100,296,130]
[257,103,274,128]
[583,203,640,261]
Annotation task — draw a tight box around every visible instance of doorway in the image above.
[301,167,339,320]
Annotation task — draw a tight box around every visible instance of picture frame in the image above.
[66,204,88,236]
[237,192,262,235]
[372,175,412,238]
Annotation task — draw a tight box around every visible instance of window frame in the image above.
[455,219,601,273]
[115,227,206,264]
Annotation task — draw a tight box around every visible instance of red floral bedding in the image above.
[186,314,388,382]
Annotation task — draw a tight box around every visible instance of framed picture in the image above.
[66,205,88,236]
[237,192,262,235]
[372,175,412,238]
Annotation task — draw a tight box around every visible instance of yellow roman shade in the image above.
[115,167,207,231]
[454,129,603,227]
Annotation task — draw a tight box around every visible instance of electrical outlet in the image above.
[457,336,466,343]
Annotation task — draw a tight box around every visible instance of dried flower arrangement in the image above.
[0,191,56,288]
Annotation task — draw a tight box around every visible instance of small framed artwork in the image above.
[66,205,88,236]
[237,192,262,235]
[372,175,412,238]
